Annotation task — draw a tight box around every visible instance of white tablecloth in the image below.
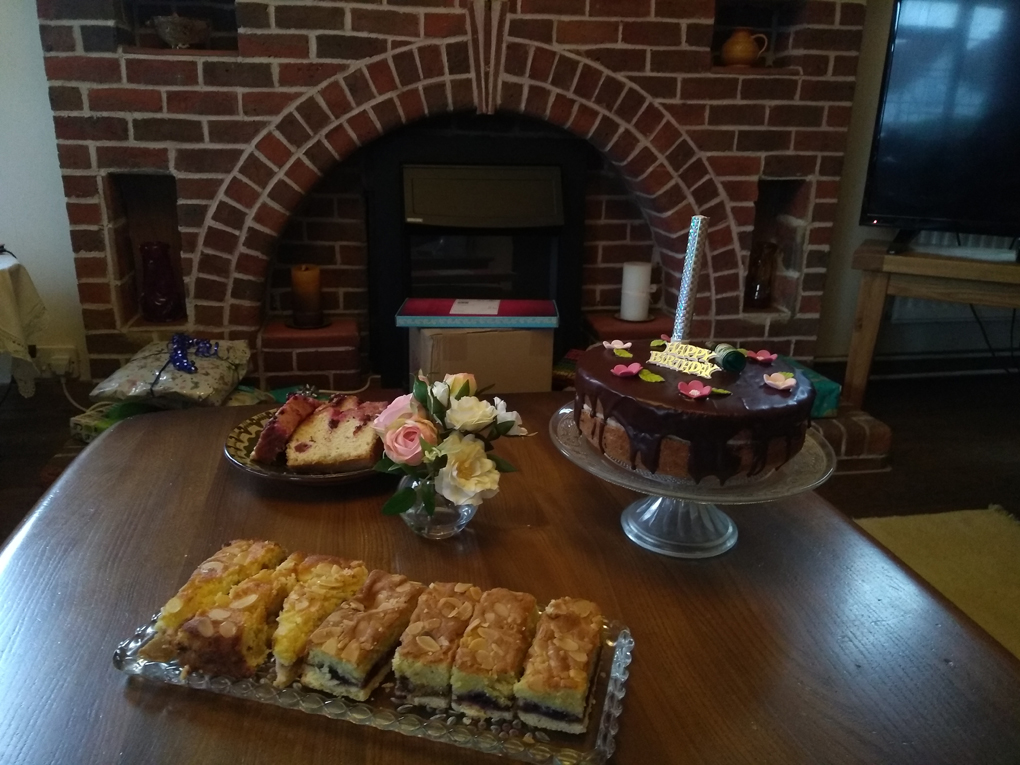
[0,253,47,397]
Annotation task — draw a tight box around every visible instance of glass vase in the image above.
[397,476,478,539]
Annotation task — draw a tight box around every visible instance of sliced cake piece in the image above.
[272,554,369,687]
[175,552,305,678]
[392,582,483,709]
[451,588,539,720]
[514,597,604,733]
[300,570,425,701]
[140,539,287,661]
[286,399,387,473]
[250,394,320,464]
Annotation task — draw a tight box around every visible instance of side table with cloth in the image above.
[0,252,47,397]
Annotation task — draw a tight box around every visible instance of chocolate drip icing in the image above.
[574,344,814,483]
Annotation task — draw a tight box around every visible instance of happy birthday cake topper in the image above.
[648,342,721,379]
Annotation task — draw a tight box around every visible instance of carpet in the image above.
[857,507,1020,660]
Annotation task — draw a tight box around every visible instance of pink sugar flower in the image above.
[603,339,632,350]
[747,349,778,363]
[611,363,643,377]
[763,372,797,391]
[678,380,712,399]
[660,334,672,341]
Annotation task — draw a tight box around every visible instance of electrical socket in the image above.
[34,346,79,378]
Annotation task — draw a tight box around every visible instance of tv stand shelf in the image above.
[842,240,1020,407]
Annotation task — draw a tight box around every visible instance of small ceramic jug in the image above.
[721,28,769,67]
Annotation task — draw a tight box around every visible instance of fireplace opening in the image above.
[364,114,594,387]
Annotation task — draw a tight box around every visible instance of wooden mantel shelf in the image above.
[842,240,1020,407]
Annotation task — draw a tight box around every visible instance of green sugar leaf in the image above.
[781,372,795,378]
[650,339,666,348]
[711,388,732,396]
[613,348,633,358]
[638,369,665,383]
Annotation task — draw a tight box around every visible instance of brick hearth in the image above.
[38,0,865,385]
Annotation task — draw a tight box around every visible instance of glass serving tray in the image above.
[113,614,634,764]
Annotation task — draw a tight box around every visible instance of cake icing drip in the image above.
[574,345,815,483]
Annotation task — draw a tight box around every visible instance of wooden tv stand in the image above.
[842,240,1020,407]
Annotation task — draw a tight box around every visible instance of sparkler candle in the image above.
[671,215,708,342]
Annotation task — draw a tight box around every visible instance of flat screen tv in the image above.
[861,0,1020,243]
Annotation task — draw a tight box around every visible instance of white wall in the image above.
[0,0,87,377]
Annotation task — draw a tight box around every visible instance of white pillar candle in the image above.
[620,261,652,321]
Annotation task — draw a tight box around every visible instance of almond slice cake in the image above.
[391,582,483,709]
[300,570,425,701]
[272,554,369,687]
[450,588,539,720]
[140,539,287,661]
[513,597,604,733]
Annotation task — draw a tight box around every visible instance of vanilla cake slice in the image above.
[513,597,604,733]
[140,539,287,661]
[272,554,369,687]
[451,588,539,720]
[300,570,424,701]
[392,582,483,709]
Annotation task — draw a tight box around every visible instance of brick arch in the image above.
[194,39,741,341]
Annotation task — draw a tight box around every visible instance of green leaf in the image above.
[494,419,516,437]
[455,381,472,400]
[613,348,633,358]
[650,339,666,348]
[489,454,518,473]
[736,348,750,356]
[638,369,664,383]
[412,377,430,408]
[382,487,417,516]
[711,388,732,396]
[780,372,795,378]
[374,456,404,474]
[476,383,494,396]
[419,481,436,517]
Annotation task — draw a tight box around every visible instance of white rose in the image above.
[493,397,527,436]
[436,433,500,506]
[445,395,497,433]
[431,381,450,407]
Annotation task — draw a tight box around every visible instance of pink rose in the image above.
[372,393,424,434]
[382,418,439,466]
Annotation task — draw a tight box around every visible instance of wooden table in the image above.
[842,240,1020,407]
[2,394,1019,764]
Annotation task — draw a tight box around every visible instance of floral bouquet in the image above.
[372,372,527,517]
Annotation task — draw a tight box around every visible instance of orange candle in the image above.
[291,264,322,327]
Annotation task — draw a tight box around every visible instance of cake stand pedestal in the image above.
[549,404,836,559]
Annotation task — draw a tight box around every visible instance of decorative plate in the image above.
[223,409,377,485]
[114,613,633,764]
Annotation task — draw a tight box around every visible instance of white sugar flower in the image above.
[602,340,632,350]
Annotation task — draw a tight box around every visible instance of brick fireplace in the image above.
[38,0,865,387]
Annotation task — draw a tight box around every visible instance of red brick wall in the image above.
[38,0,865,380]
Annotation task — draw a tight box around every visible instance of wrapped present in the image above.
[780,356,841,419]
[70,401,163,443]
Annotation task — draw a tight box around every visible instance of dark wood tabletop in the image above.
[2,393,1019,765]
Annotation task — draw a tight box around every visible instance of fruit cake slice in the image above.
[513,597,604,733]
[286,400,387,473]
[249,394,320,464]
[175,552,306,678]
[300,570,424,701]
[392,582,483,709]
[272,555,369,687]
[140,540,287,661]
[450,588,539,720]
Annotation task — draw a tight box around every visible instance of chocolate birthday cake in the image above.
[573,341,815,484]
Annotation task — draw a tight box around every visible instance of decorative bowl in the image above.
[153,14,210,49]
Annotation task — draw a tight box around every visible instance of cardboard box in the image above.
[410,327,554,394]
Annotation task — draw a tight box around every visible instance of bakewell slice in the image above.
[286,399,387,473]
[175,552,306,677]
[513,597,604,734]
[392,582,483,709]
[451,588,539,720]
[300,570,425,701]
[140,539,287,661]
[272,555,369,687]
[249,393,320,464]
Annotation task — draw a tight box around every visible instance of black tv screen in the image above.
[861,0,1020,237]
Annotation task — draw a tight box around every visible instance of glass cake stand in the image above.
[549,403,836,559]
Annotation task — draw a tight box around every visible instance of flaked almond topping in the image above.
[484,611,497,624]
[294,598,310,611]
[164,597,183,614]
[454,582,471,593]
[405,621,424,637]
[321,637,338,655]
[424,618,441,631]
[331,565,343,576]
[347,600,365,611]
[572,601,593,617]
[468,586,482,600]
[469,637,487,651]
[200,561,224,574]
[395,582,412,592]
[416,635,441,653]
[341,639,361,663]
[219,621,237,638]
[494,602,510,618]
[475,650,495,670]
[555,637,580,652]
[229,593,259,609]
[195,617,214,638]
[568,668,587,682]
[438,636,449,647]
[466,618,482,633]
[439,598,460,618]
[479,627,501,642]
[569,650,589,663]
[456,603,474,620]
[208,608,233,621]
[490,643,504,656]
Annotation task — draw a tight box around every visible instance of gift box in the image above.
[780,356,841,419]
